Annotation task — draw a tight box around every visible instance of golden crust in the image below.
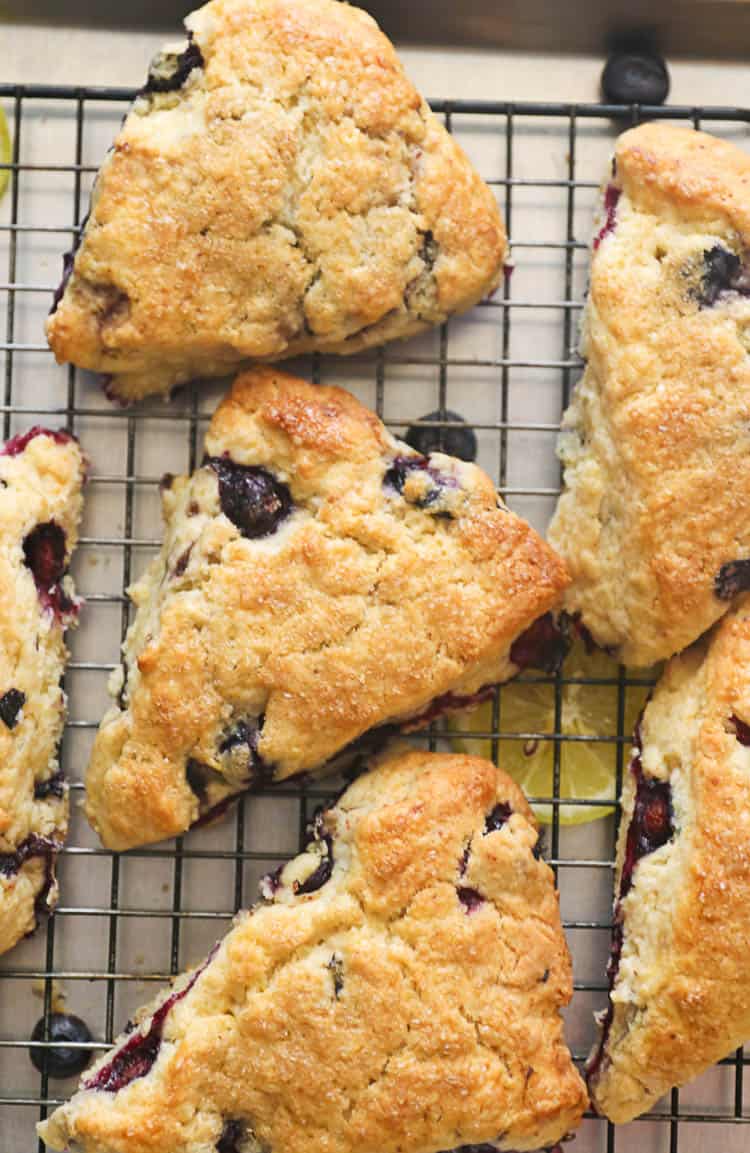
[549,123,750,666]
[0,431,85,956]
[41,749,587,1153]
[590,597,750,1122]
[84,367,568,851]
[45,0,506,402]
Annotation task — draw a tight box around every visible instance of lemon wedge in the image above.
[0,107,11,200]
[448,635,656,825]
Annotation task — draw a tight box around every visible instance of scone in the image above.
[588,597,750,1122]
[549,123,750,666]
[46,0,506,404]
[41,747,587,1153]
[84,366,568,851]
[0,427,85,956]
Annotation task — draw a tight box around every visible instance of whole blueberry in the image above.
[601,51,670,105]
[404,411,477,462]
[30,1013,93,1079]
[207,457,292,539]
[23,522,67,590]
[0,688,25,730]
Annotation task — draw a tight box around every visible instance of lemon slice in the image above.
[0,107,11,201]
[448,636,655,825]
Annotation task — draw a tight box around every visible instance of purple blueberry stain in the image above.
[510,613,570,674]
[295,834,333,895]
[173,544,193,578]
[207,457,292,539]
[731,714,750,746]
[587,724,674,1090]
[407,684,496,729]
[142,32,204,96]
[2,427,74,457]
[593,184,621,250]
[619,732,674,899]
[383,454,459,512]
[259,864,284,902]
[456,886,484,914]
[219,718,261,762]
[696,245,750,308]
[186,720,268,819]
[0,688,25,730]
[0,834,60,912]
[49,213,88,317]
[22,522,78,623]
[484,802,512,834]
[84,944,218,1093]
[34,770,66,801]
[440,1147,562,1153]
[216,1119,245,1153]
[714,559,750,600]
[185,759,213,805]
[24,522,65,588]
[327,953,344,998]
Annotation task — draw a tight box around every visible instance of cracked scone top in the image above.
[84,366,568,851]
[588,597,750,1122]
[45,0,506,403]
[0,428,85,956]
[549,123,750,666]
[41,748,587,1153]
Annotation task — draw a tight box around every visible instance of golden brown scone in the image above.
[46,0,506,403]
[0,428,85,956]
[588,596,750,1122]
[85,367,568,851]
[41,747,587,1153]
[549,123,750,666]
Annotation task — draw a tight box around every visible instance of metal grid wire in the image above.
[0,85,749,1153]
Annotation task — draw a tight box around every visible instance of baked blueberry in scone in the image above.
[549,123,750,666]
[40,748,587,1153]
[588,596,750,1122]
[45,0,506,404]
[0,428,85,956]
[84,366,569,851]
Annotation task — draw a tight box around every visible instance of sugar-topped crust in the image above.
[589,596,750,1122]
[84,366,568,851]
[549,123,750,666]
[45,0,506,403]
[0,429,85,956]
[41,748,587,1153]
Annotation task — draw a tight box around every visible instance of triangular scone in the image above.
[588,597,750,1122]
[549,124,750,666]
[42,748,587,1153]
[46,0,506,404]
[0,428,85,956]
[84,367,568,850]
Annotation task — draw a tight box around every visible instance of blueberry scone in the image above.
[588,597,750,1122]
[549,123,750,666]
[46,0,506,404]
[0,428,85,956]
[42,747,587,1153]
[85,366,568,851]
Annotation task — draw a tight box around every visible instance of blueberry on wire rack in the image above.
[29,1013,93,1079]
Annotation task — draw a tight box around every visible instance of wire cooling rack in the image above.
[0,86,749,1153]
